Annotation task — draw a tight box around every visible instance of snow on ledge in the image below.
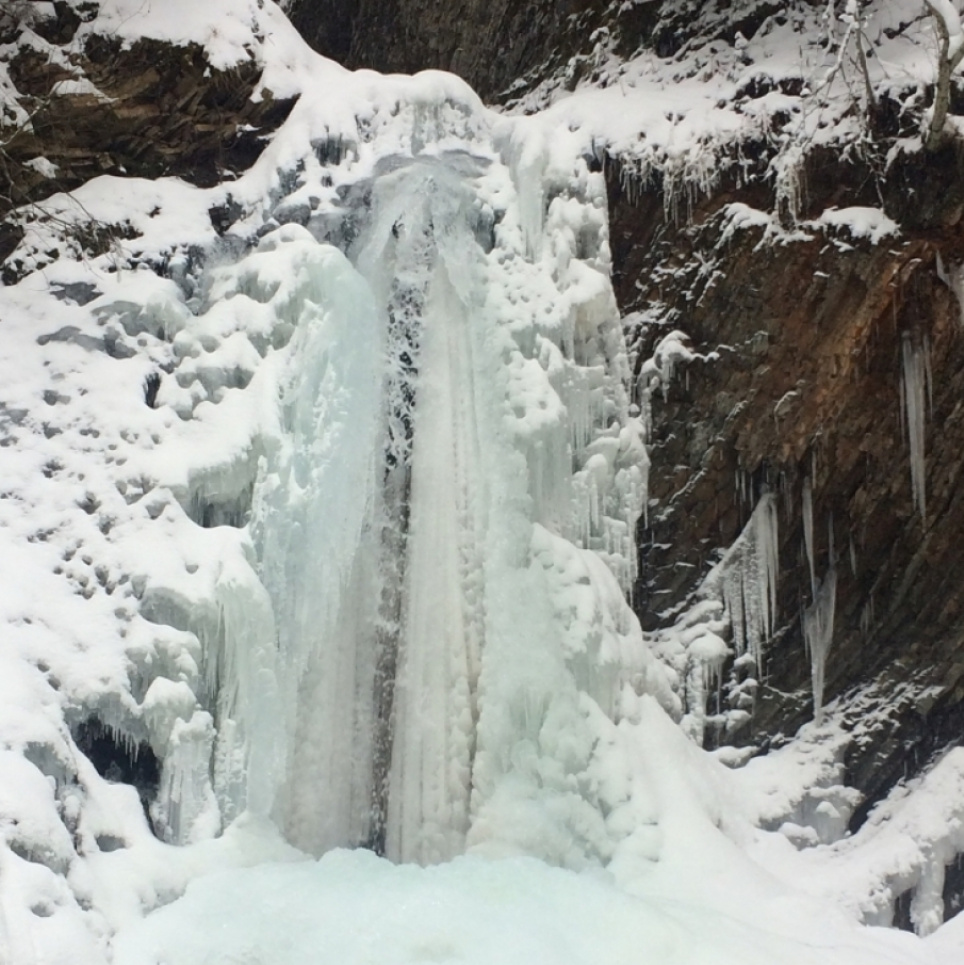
[808,207,901,245]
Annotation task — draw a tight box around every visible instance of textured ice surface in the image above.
[224,91,660,866]
[701,493,779,675]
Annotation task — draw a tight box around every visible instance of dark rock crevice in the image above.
[285,0,658,104]
[72,715,161,829]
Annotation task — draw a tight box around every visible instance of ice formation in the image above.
[803,476,816,596]
[701,493,780,674]
[901,333,932,522]
[802,566,837,725]
[801,486,837,724]
[82,75,665,869]
[936,250,964,328]
[0,50,678,955]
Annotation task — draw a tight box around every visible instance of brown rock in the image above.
[609,149,964,824]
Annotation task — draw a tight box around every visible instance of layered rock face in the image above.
[283,0,656,102]
[283,0,587,101]
[282,0,800,104]
[608,147,964,825]
[0,3,293,268]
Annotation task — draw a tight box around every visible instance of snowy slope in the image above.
[1,1,964,963]
[512,0,951,219]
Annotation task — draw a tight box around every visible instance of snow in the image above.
[1,0,964,963]
[503,1,958,223]
[75,0,315,81]
[110,845,935,965]
[810,207,901,245]
[786,746,964,936]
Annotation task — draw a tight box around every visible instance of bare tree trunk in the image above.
[924,1,964,150]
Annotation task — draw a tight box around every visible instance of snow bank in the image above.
[112,846,938,965]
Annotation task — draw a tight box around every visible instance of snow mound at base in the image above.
[113,848,935,965]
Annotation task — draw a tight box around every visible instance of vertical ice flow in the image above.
[219,97,661,867]
[803,563,837,725]
[901,334,931,522]
[251,239,386,855]
[800,482,837,723]
[803,476,816,598]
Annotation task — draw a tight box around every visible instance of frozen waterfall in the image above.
[162,93,667,867]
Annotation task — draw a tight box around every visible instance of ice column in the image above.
[802,564,837,725]
[802,476,816,597]
[385,268,483,865]
[251,238,386,855]
[801,495,837,724]
[900,333,931,522]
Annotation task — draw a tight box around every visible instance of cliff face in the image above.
[608,146,964,826]
[283,0,591,101]
[282,0,802,104]
[283,0,660,103]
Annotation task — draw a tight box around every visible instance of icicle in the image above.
[700,492,779,673]
[936,250,964,330]
[802,515,837,725]
[802,566,836,725]
[802,476,816,598]
[755,493,780,650]
[900,334,930,521]
[925,336,934,417]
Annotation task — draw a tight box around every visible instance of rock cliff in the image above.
[609,144,964,829]
[0,2,294,272]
